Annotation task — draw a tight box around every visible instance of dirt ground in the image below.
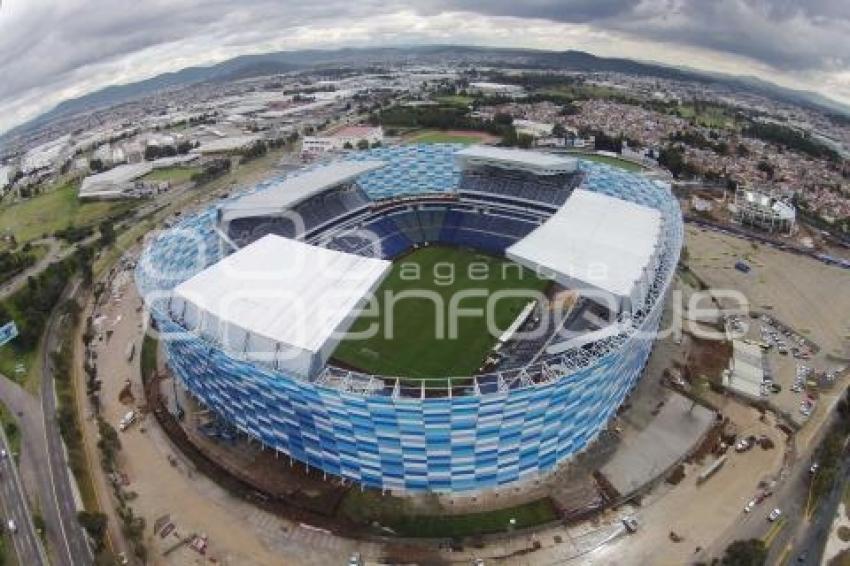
[684,225,850,359]
[89,266,384,565]
[77,223,850,566]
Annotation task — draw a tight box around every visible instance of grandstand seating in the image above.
[458,165,583,208]
[228,184,370,246]
[320,205,539,259]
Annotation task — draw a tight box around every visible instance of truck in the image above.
[119,410,136,432]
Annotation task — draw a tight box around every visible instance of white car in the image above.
[6,518,16,533]
[744,500,756,513]
[768,508,782,522]
[0,448,7,459]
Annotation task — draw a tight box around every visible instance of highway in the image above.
[0,424,47,565]
[40,280,94,566]
[792,455,850,565]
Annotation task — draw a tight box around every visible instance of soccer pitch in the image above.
[332,246,549,379]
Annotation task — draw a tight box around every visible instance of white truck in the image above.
[119,410,136,432]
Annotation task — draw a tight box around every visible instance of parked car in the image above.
[622,516,639,533]
[744,500,756,513]
[768,508,782,522]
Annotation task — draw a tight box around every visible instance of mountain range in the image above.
[4,45,849,143]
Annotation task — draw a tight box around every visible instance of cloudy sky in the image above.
[1,0,849,134]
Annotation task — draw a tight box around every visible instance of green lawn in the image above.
[674,103,736,129]
[0,182,135,243]
[339,488,558,538]
[333,246,548,379]
[141,166,199,184]
[434,95,475,107]
[405,130,489,145]
[568,152,647,172]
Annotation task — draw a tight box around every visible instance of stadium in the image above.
[135,144,683,493]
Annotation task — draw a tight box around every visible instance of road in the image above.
[40,280,94,566]
[793,455,850,565]
[0,423,47,565]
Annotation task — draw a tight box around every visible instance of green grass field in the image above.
[0,182,135,243]
[333,246,548,379]
[674,103,736,129]
[568,151,647,172]
[339,488,559,537]
[405,130,490,145]
[433,95,475,107]
[141,166,199,184]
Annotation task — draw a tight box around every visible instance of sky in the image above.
[0,0,849,135]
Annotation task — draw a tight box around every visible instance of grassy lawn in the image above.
[434,95,475,107]
[674,103,736,129]
[568,151,647,172]
[339,489,558,538]
[333,246,548,379]
[141,166,199,184]
[0,182,135,243]
[405,130,490,145]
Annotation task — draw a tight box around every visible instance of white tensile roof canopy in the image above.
[455,145,578,175]
[506,189,662,310]
[171,235,391,378]
[218,160,385,224]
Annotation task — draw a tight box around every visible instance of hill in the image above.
[3,45,849,143]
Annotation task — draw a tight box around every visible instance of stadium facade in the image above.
[136,144,683,493]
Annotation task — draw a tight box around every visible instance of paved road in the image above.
[792,454,850,565]
[0,423,47,565]
[41,280,94,566]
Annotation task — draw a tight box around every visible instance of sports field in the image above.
[569,152,647,172]
[333,246,548,379]
[404,129,497,145]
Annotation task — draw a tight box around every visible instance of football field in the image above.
[332,246,549,380]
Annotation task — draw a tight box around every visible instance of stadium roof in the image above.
[219,160,385,223]
[171,235,391,378]
[456,146,577,175]
[506,189,662,308]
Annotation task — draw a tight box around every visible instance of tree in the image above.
[89,158,104,172]
[356,139,370,150]
[721,539,767,566]
[98,221,115,247]
[144,145,161,161]
[343,141,354,150]
[493,112,513,126]
[517,133,534,149]
[552,123,567,138]
[77,511,108,552]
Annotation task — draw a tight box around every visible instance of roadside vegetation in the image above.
[0,246,94,386]
[339,489,558,538]
[809,387,850,510]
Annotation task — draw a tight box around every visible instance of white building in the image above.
[513,119,554,138]
[301,125,383,155]
[467,82,526,97]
